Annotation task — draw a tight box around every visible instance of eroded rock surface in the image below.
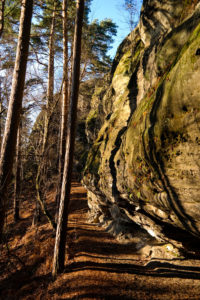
[83,0,200,252]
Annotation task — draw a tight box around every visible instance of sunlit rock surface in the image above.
[83,0,200,251]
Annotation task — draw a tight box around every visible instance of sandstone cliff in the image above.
[83,0,200,252]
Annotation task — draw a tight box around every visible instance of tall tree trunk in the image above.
[0,0,33,241]
[35,1,56,230]
[55,0,69,214]
[68,36,74,97]
[14,122,21,222]
[43,0,56,156]
[0,0,5,38]
[0,81,2,151]
[52,0,84,278]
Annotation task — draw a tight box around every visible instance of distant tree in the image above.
[121,0,141,65]
[0,0,33,241]
[30,0,63,80]
[81,18,117,78]
[123,0,138,32]
[52,0,85,277]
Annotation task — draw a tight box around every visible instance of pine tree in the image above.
[0,0,33,241]
[55,0,69,217]
[81,18,117,78]
[35,0,58,230]
[52,0,85,277]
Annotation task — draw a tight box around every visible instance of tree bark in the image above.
[55,0,69,215]
[0,83,2,150]
[0,0,5,38]
[0,0,33,241]
[14,122,21,222]
[52,0,84,277]
[0,0,4,147]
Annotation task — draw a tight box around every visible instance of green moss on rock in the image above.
[83,2,200,242]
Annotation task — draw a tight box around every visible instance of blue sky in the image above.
[89,0,142,58]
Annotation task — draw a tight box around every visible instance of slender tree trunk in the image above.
[14,122,21,222]
[35,1,56,230]
[68,39,74,98]
[43,1,56,156]
[52,0,84,278]
[32,200,41,226]
[0,0,5,38]
[0,0,33,241]
[0,81,2,151]
[55,0,69,214]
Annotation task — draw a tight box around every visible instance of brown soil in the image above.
[1,181,200,300]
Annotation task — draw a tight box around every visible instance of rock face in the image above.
[83,0,200,249]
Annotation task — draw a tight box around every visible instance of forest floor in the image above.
[1,180,200,299]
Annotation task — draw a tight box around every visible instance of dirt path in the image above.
[1,181,200,299]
